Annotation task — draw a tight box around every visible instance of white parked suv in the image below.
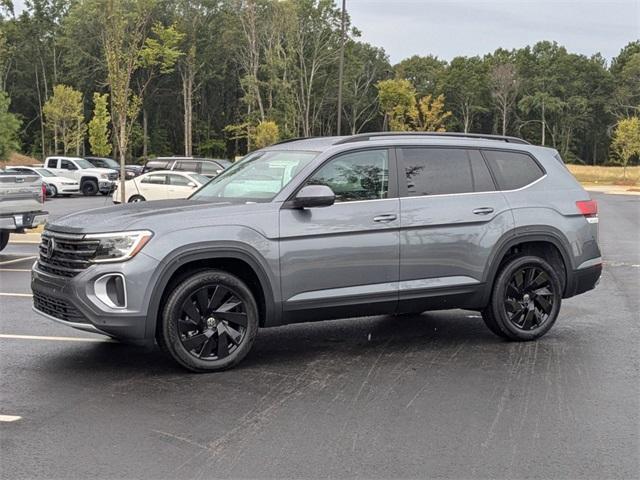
[44,156,118,196]
[5,166,80,197]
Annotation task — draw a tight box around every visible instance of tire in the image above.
[81,180,98,196]
[157,269,259,372]
[482,255,562,341]
[0,230,9,252]
[49,184,58,197]
[128,195,145,203]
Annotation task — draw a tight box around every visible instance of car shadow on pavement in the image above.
[34,310,508,377]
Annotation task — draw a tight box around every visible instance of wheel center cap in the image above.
[523,293,531,303]
[206,317,216,328]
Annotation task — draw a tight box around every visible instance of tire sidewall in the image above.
[161,270,258,372]
[49,184,58,197]
[491,256,562,341]
[128,195,145,203]
[81,180,98,196]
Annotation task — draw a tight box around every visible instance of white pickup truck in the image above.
[44,156,118,196]
[0,171,48,251]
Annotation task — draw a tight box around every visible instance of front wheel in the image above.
[128,195,145,203]
[482,255,562,341]
[49,184,58,197]
[157,270,259,372]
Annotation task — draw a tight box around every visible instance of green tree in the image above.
[88,92,111,156]
[442,56,489,133]
[394,54,446,97]
[0,90,20,160]
[43,84,84,155]
[611,116,640,178]
[376,78,417,131]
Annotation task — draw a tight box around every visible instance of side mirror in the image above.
[291,185,335,209]
[187,182,197,188]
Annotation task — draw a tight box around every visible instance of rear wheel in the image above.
[49,184,58,197]
[128,195,145,203]
[81,180,98,196]
[482,255,562,341]
[157,269,258,372]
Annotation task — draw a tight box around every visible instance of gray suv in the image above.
[31,133,602,372]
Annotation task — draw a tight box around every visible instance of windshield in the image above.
[189,173,210,185]
[36,168,56,177]
[100,158,120,169]
[75,159,95,169]
[191,151,317,203]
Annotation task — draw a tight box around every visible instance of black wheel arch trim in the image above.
[144,242,278,339]
[482,226,576,303]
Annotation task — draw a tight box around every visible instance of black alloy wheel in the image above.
[178,284,248,360]
[158,270,258,372]
[504,266,554,331]
[482,255,562,341]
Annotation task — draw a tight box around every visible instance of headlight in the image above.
[100,173,109,179]
[62,181,77,185]
[85,230,153,263]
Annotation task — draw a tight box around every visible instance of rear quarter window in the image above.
[482,150,544,190]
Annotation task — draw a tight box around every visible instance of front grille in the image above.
[33,292,87,323]
[38,232,99,277]
[108,172,118,181]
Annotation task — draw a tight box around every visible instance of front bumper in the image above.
[99,180,117,193]
[59,185,80,193]
[31,252,160,340]
[0,211,48,231]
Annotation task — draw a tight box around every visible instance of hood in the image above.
[46,199,275,234]
[82,167,116,176]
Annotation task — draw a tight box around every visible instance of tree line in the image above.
[0,0,638,167]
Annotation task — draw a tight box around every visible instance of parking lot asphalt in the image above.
[0,193,638,479]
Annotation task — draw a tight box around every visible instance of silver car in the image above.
[31,133,602,371]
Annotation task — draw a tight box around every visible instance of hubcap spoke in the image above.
[199,335,216,358]
[535,295,553,315]
[207,286,228,312]
[182,300,201,324]
[182,333,208,351]
[214,311,248,327]
[217,330,230,358]
[196,288,209,315]
[504,265,556,332]
[521,309,536,330]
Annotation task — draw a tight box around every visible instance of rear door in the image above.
[45,158,62,176]
[279,148,400,320]
[397,147,513,311]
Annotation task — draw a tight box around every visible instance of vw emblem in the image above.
[44,237,56,259]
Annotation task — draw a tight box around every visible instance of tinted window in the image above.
[144,160,170,172]
[483,150,544,190]
[141,174,167,185]
[46,159,58,168]
[167,174,190,186]
[401,148,494,196]
[175,161,199,173]
[60,160,77,170]
[200,161,224,176]
[306,149,389,202]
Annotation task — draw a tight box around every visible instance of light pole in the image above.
[336,0,346,136]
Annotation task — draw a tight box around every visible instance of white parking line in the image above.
[0,256,37,266]
[0,415,21,422]
[0,334,111,343]
[0,293,33,297]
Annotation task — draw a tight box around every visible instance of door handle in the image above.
[472,207,494,215]
[373,214,397,223]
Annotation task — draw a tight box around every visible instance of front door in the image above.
[138,173,169,200]
[397,147,513,311]
[279,148,400,321]
[166,173,197,199]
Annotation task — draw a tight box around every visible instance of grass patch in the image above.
[566,165,640,186]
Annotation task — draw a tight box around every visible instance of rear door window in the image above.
[141,174,167,185]
[46,158,58,169]
[200,161,224,176]
[399,148,495,196]
[175,161,199,173]
[482,150,544,190]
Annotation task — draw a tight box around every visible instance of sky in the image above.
[11,0,640,64]
[347,0,639,64]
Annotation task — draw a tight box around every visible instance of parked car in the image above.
[125,164,144,179]
[112,170,208,203]
[44,156,118,196]
[32,132,602,372]
[142,156,231,178]
[5,166,79,197]
[0,170,47,251]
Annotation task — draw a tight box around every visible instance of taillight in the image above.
[576,200,597,217]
